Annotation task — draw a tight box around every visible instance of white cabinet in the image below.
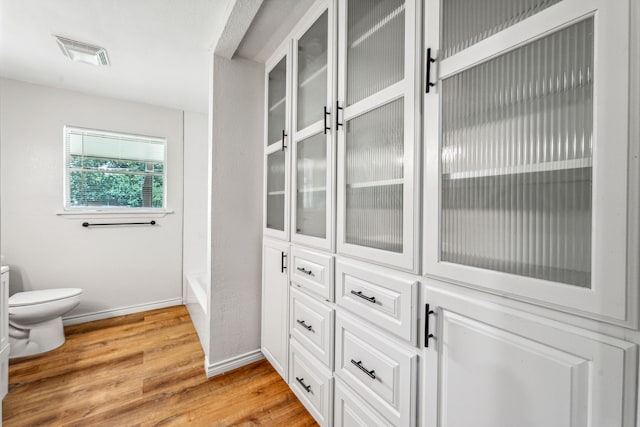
[261,238,290,381]
[336,0,421,273]
[421,279,638,427]
[0,267,9,419]
[423,0,637,326]
[290,0,336,252]
[335,310,418,427]
[290,287,334,370]
[264,43,292,241]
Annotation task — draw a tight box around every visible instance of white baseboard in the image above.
[62,298,183,326]
[205,349,264,378]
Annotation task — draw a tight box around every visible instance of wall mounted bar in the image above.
[82,220,156,227]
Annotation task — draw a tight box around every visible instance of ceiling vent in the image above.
[54,36,110,66]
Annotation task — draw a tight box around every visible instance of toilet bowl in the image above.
[9,288,82,358]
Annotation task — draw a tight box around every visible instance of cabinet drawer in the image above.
[336,259,418,344]
[289,339,333,427]
[291,246,334,301]
[335,311,417,427]
[334,378,392,427]
[290,287,334,369]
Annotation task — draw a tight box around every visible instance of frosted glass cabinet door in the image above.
[291,2,335,251]
[264,46,291,241]
[336,0,420,272]
[423,0,635,325]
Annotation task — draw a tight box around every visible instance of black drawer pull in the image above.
[351,359,376,379]
[323,106,331,134]
[296,319,313,332]
[296,267,315,277]
[296,376,312,392]
[350,290,376,304]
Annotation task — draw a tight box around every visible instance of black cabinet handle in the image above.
[296,319,313,332]
[351,360,376,379]
[281,129,288,151]
[425,303,435,348]
[335,101,343,129]
[281,252,287,273]
[324,106,331,134]
[425,48,437,94]
[350,290,376,304]
[296,377,312,392]
[296,267,315,277]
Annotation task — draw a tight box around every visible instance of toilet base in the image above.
[9,316,66,358]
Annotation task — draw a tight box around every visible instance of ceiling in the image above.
[0,0,234,113]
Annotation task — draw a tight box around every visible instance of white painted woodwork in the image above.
[0,270,8,351]
[421,280,638,427]
[335,0,422,273]
[334,378,393,427]
[291,246,334,301]
[261,238,290,381]
[290,0,337,252]
[290,338,334,427]
[0,268,8,405]
[263,42,292,241]
[335,258,418,344]
[423,0,638,327]
[290,287,335,369]
[335,311,418,427]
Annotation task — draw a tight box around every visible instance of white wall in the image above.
[207,55,264,367]
[0,78,184,321]
[183,111,209,278]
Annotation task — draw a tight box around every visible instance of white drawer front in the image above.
[291,246,334,301]
[290,287,334,370]
[335,311,417,427]
[334,379,392,427]
[290,339,334,427]
[336,259,418,343]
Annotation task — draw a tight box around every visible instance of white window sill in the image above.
[56,209,174,219]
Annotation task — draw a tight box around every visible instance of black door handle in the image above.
[426,48,436,93]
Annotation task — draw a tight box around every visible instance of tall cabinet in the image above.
[261,0,422,425]
[421,0,639,425]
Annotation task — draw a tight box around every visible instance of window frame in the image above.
[63,125,168,213]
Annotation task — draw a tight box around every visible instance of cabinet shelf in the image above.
[347,178,403,189]
[297,187,327,193]
[350,4,405,48]
[299,64,328,88]
[269,97,286,112]
[443,158,592,180]
[267,190,286,196]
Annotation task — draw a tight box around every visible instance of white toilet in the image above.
[8,288,82,358]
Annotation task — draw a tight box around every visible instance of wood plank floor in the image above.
[2,305,317,426]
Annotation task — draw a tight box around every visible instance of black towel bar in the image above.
[82,220,156,227]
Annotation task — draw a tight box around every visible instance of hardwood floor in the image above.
[2,305,317,426]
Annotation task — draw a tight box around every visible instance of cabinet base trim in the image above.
[62,298,183,326]
[205,349,264,378]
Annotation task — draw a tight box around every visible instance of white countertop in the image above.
[1,266,9,274]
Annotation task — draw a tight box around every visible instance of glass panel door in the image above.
[267,58,287,148]
[345,99,404,252]
[266,150,287,231]
[424,0,633,323]
[297,11,328,131]
[337,0,418,272]
[441,19,594,288]
[296,133,327,238]
[346,0,405,105]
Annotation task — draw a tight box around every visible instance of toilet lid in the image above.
[9,288,82,307]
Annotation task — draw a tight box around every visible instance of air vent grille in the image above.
[54,35,110,66]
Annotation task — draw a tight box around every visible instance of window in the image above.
[64,126,166,210]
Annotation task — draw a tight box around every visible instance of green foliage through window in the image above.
[65,127,166,209]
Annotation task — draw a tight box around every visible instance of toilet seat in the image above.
[9,288,83,307]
